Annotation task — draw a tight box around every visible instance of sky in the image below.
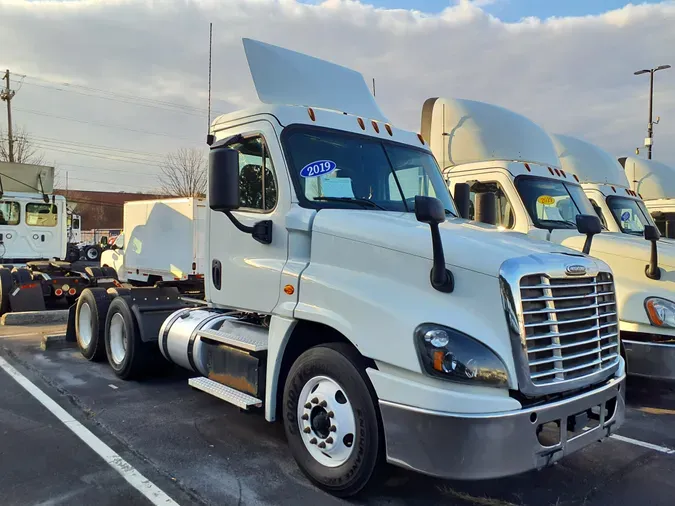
[0,0,674,193]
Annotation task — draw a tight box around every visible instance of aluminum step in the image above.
[188,377,262,409]
[197,322,268,352]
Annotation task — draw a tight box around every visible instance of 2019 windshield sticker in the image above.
[300,160,337,178]
[621,211,631,221]
[537,195,555,205]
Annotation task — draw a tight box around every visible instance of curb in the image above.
[1,310,70,326]
[40,333,70,351]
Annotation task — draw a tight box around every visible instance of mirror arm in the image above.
[224,211,273,245]
[428,222,454,293]
[645,241,661,280]
[582,234,594,255]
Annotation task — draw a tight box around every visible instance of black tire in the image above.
[11,267,33,285]
[66,245,80,263]
[75,288,111,362]
[104,296,160,380]
[0,267,13,315]
[101,266,118,279]
[84,245,101,261]
[85,266,104,279]
[282,343,384,497]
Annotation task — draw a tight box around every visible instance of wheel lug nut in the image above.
[311,397,319,404]
[304,402,312,409]
[301,413,309,420]
[330,425,336,432]
[303,427,311,434]
[319,400,327,407]
[326,437,334,444]
[309,438,317,445]
[318,441,326,449]
[327,411,334,418]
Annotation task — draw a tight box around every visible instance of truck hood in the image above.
[313,210,585,277]
[557,231,675,269]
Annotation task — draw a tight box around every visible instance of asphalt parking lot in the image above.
[1,324,675,506]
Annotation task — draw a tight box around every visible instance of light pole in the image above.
[634,65,671,160]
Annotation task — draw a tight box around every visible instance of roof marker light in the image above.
[417,133,425,145]
[371,120,380,133]
[357,117,365,130]
[524,163,531,172]
[385,124,393,136]
[560,170,566,178]
[611,186,616,193]
[548,167,555,175]
[573,174,580,182]
[308,108,316,121]
[554,168,561,176]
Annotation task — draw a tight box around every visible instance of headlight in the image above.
[414,323,510,388]
[645,297,675,328]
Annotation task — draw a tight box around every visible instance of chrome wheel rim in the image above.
[109,313,127,365]
[78,302,93,348]
[297,375,356,467]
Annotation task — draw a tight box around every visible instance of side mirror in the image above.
[100,236,108,245]
[415,196,453,293]
[644,225,661,280]
[576,214,602,254]
[208,143,272,245]
[209,146,241,212]
[475,192,497,226]
[453,183,470,219]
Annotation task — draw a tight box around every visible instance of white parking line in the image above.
[610,434,675,455]
[0,355,180,506]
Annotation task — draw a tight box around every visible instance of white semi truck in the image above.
[100,197,206,292]
[0,162,96,312]
[69,40,625,496]
[549,134,675,379]
[618,156,675,239]
[423,97,674,380]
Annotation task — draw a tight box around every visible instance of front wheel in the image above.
[85,246,101,261]
[282,343,383,497]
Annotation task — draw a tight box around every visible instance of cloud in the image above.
[0,0,674,192]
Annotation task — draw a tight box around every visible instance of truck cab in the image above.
[619,156,675,239]
[71,40,625,496]
[423,97,675,380]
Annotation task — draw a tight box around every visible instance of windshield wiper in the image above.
[540,219,578,229]
[314,197,387,210]
[444,209,457,217]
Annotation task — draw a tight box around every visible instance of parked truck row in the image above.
[64,39,631,496]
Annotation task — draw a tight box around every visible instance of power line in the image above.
[13,107,197,141]
[58,162,162,177]
[65,175,159,191]
[14,75,209,117]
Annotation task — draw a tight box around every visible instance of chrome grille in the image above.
[519,272,619,387]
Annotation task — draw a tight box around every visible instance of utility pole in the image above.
[634,65,671,160]
[1,69,16,162]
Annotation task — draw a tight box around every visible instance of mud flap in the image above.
[9,283,46,312]
[65,303,77,342]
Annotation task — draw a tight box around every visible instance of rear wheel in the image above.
[282,343,384,497]
[104,296,160,380]
[101,266,118,279]
[85,266,104,279]
[75,288,111,361]
[84,246,100,261]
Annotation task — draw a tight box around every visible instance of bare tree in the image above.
[159,148,207,197]
[0,126,45,165]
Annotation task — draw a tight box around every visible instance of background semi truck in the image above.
[423,97,675,380]
[70,39,625,496]
[0,162,98,313]
[550,134,675,379]
[100,197,206,294]
[619,156,675,239]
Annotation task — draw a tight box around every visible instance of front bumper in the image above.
[379,372,625,480]
[624,339,675,380]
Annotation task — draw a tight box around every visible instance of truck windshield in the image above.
[606,196,655,235]
[515,176,601,230]
[282,126,457,215]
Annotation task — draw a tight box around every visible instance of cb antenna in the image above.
[206,22,215,146]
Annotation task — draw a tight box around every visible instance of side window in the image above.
[26,203,58,227]
[0,201,21,226]
[229,135,277,212]
[588,199,607,228]
[468,181,515,229]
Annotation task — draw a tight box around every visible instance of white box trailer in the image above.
[101,197,207,285]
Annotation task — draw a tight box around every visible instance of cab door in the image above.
[207,120,290,313]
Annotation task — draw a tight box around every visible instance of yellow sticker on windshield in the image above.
[538,195,555,205]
